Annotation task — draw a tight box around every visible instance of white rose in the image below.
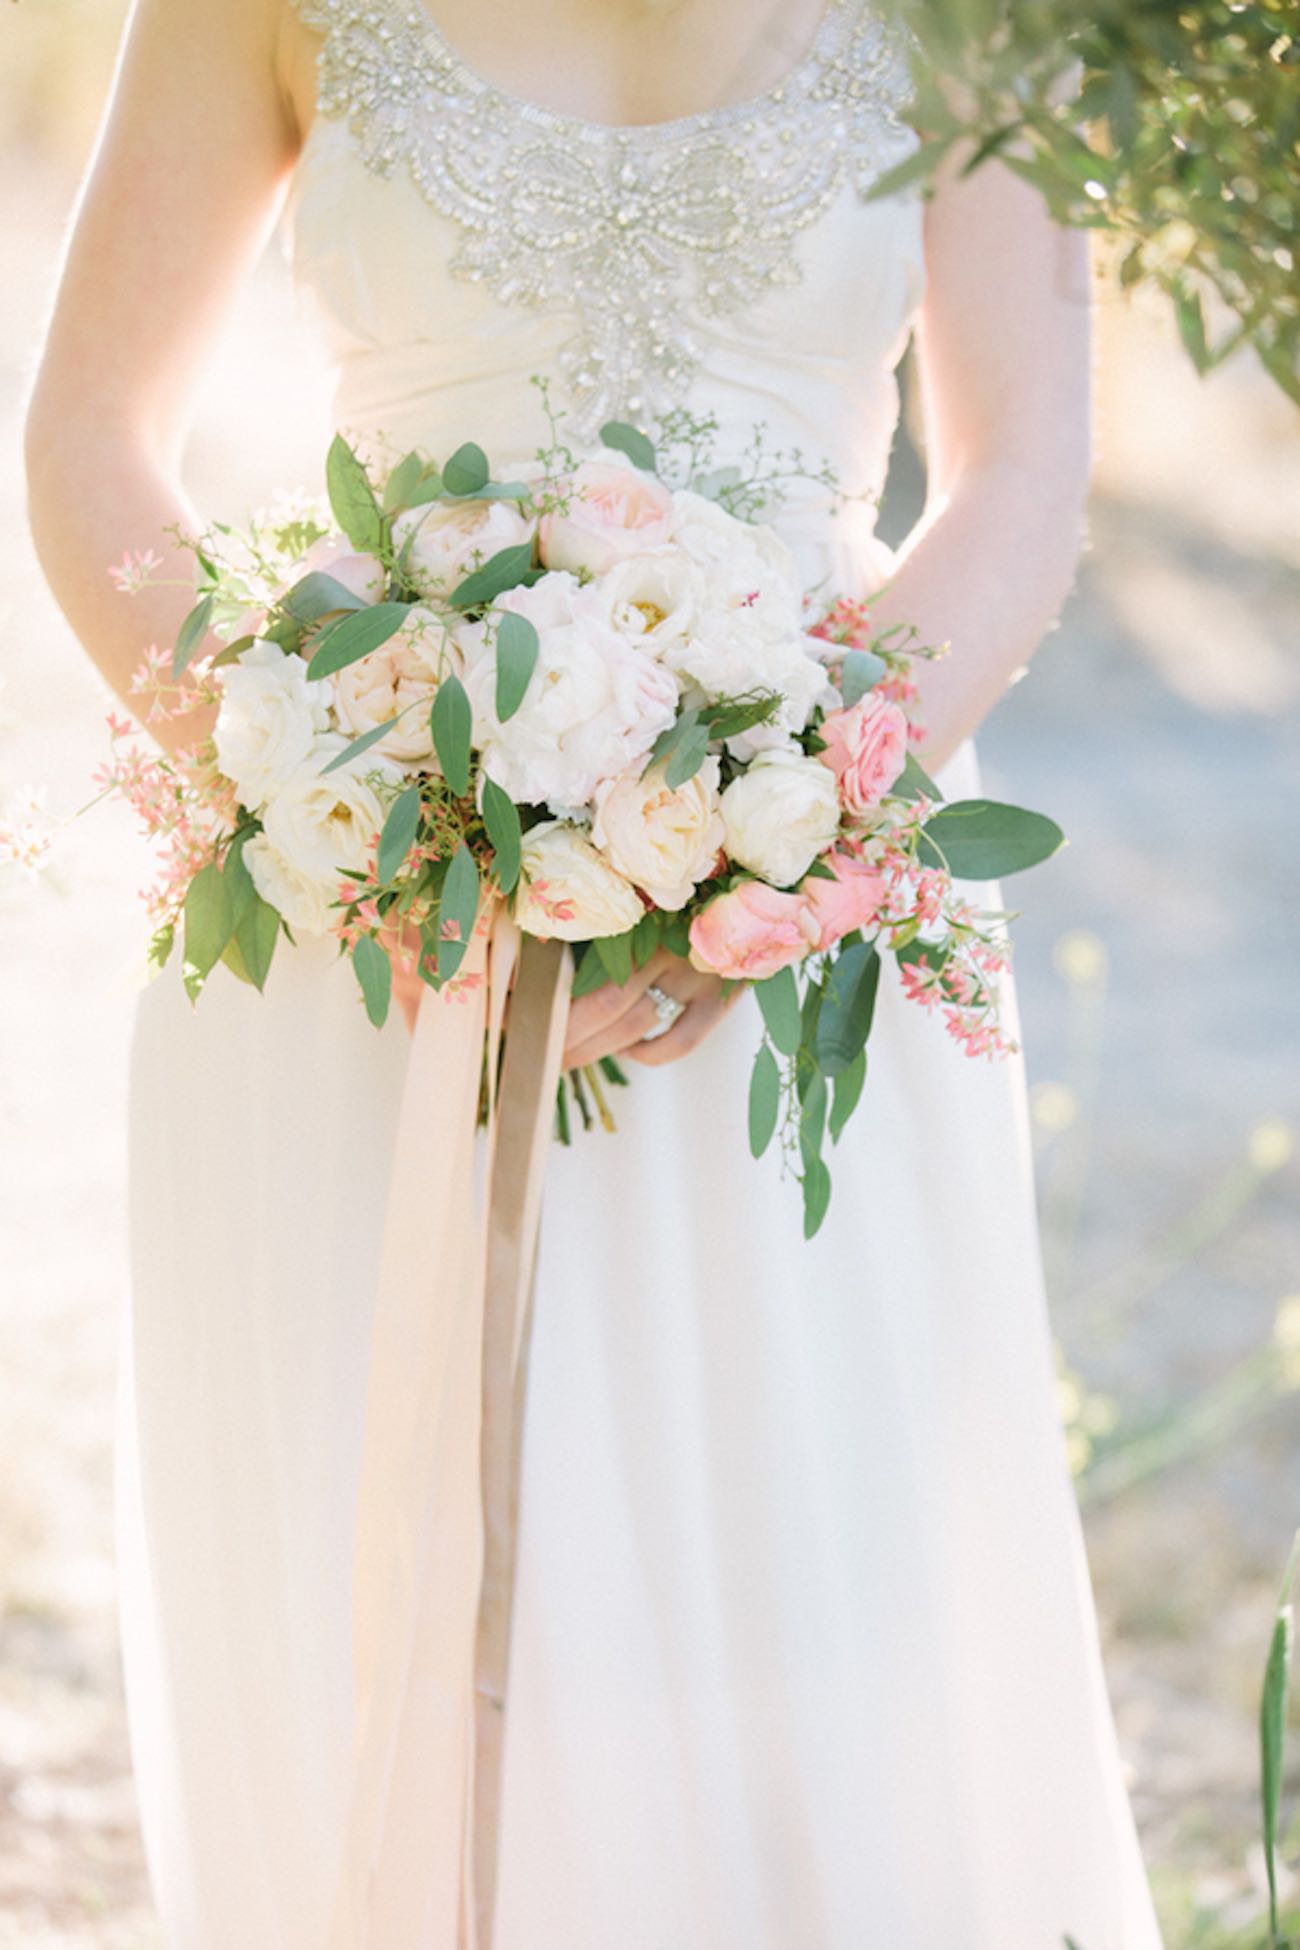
[589,550,704,664]
[392,497,535,601]
[259,738,398,917]
[332,606,458,767]
[242,832,333,937]
[213,639,331,812]
[591,756,724,911]
[720,748,842,888]
[461,572,679,811]
[516,820,643,941]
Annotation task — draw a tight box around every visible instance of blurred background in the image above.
[1,2,1297,1944]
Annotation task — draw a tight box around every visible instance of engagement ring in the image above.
[642,984,686,1042]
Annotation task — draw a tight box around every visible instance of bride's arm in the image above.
[23,0,303,756]
[864,150,1093,772]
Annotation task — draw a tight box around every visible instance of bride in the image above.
[25,0,1165,1943]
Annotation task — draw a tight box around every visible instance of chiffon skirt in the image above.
[115,737,1163,1949]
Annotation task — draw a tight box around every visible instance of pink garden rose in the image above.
[817,691,909,818]
[291,532,386,605]
[688,880,820,982]
[801,848,888,951]
[538,460,674,576]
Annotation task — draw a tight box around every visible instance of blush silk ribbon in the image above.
[324,903,573,1950]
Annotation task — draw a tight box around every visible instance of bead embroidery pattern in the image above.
[292,0,921,437]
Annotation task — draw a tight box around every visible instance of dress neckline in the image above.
[369,0,850,141]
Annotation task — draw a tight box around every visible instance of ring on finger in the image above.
[640,982,687,1042]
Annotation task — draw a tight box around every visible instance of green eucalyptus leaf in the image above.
[917,800,1065,880]
[352,933,392,1028]
[815,940,881,1077]
[892,750,943,802]
[172,592,214,679]
[481,776,522,894]
[570,945,613,1000]
[630,910,662,969]
[326,432,385,554]
[382,451,426,513]
[663,721,711,790]
[839,647,888,704]
[598,420,657,471]
[235,894,280,993]
[279,571,367,626]
[182,860,235,997]
[431,673,473,797]
[829,1048,867,1143]
[306,602,410,680]
[376,783,422,884]
[320,716,402,774]
[748,1043,781,1159]
[802,1155,833,1240]
[595,928,635,988]
[799,1068,828,1166]
[437,841,481,981]
[442,441,491,496]
[450,542,535,610]
[755,964,801,1056]
[495,611,540,722]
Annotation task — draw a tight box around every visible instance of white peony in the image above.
[661,611,835,760]
[213,639,331,813]
[392,497,535,601]
[461,572,679,812]
[719,748,842,888]
[516,820,643,941]
[255,738,399,933]
[591,756,724,911]
[668,489,805,626]
[332,606,459,768]
[588,549,704,664]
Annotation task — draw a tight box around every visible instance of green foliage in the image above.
[918,798,1066,877]
[495,611,540,721]
[352,934,392,1028]
[431,673,473,797]
[896,0,1300,399]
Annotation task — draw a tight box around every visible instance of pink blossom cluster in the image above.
[94,716,227,930]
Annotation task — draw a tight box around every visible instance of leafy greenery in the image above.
[894,0,1299,400]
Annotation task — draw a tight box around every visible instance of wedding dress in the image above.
[114,1,1165,1944]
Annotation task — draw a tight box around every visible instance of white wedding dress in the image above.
[114,1,1164,1944]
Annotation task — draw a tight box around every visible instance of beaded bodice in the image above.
[281,0,929,582]
[288,0,921,440]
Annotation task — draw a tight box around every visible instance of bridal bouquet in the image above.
[100,392,1063,1233]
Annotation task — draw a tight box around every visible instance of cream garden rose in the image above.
[213,639,331,812]
[392,496,535,600]
[591,756,724,911]
[332,606,458,767]
[253,738,398,934]
[719,748,842,888]
[515,820,643,941]
[538,457,675,576]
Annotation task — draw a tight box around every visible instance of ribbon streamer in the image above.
[325,903,573,1950]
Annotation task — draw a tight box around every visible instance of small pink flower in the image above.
[688,880,820,982]
[800,847,888,951]
[818,691,909,818]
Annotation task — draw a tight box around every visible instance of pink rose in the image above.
[818,692,909,818]
[688,880,820,982]
[801,848,888,951]
[538,460,674,576]
[292,532,387,605]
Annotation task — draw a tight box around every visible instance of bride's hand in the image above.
[563,948,743,1070]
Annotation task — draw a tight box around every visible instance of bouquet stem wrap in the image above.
[324,904,572,1950]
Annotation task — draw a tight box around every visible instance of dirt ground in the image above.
[0,137,1298,1947]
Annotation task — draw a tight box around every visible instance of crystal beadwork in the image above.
[291,0,921,437]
